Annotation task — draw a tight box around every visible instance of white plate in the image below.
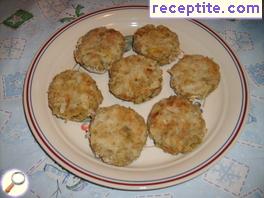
[23,6,249,190]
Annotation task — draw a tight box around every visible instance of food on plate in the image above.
[133,24,180,65]
[74,27,125,73]
[168,55,220,100]
[48,70,103,121]
[109,55,162,104]
[148,96,206,154]
[89,104,148,166]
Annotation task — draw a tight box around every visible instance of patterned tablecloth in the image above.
[0,0,263,197]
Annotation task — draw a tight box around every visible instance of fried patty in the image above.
[89,105,148,166]
[148,96,206,154]
[48,70,103,121]
[109,55,162,104]
[133,24,180,65]
[74,27,125,73]
[168,55,220,100]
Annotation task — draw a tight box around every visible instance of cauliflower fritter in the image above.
[90,105,148,166]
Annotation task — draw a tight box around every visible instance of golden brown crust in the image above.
[48,70,103,121]
[133,24,180,65]
[89,105,147,166]
[168,55,221,100]
[147,96,206,154]
[109,55,162,104]
[74,27,125,73]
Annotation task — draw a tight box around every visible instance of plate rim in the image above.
[23,5,249,190]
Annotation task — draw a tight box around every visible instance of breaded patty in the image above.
[89,105,147,166]
[74,27,125,73]
[109,55,162,104]
[148,96,206,154]
[133,24,180,65]
[168,55,220,100]
[48,70,103,121]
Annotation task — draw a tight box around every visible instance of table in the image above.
[0,0,263,197]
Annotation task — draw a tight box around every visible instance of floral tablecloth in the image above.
[0,0,263,197]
